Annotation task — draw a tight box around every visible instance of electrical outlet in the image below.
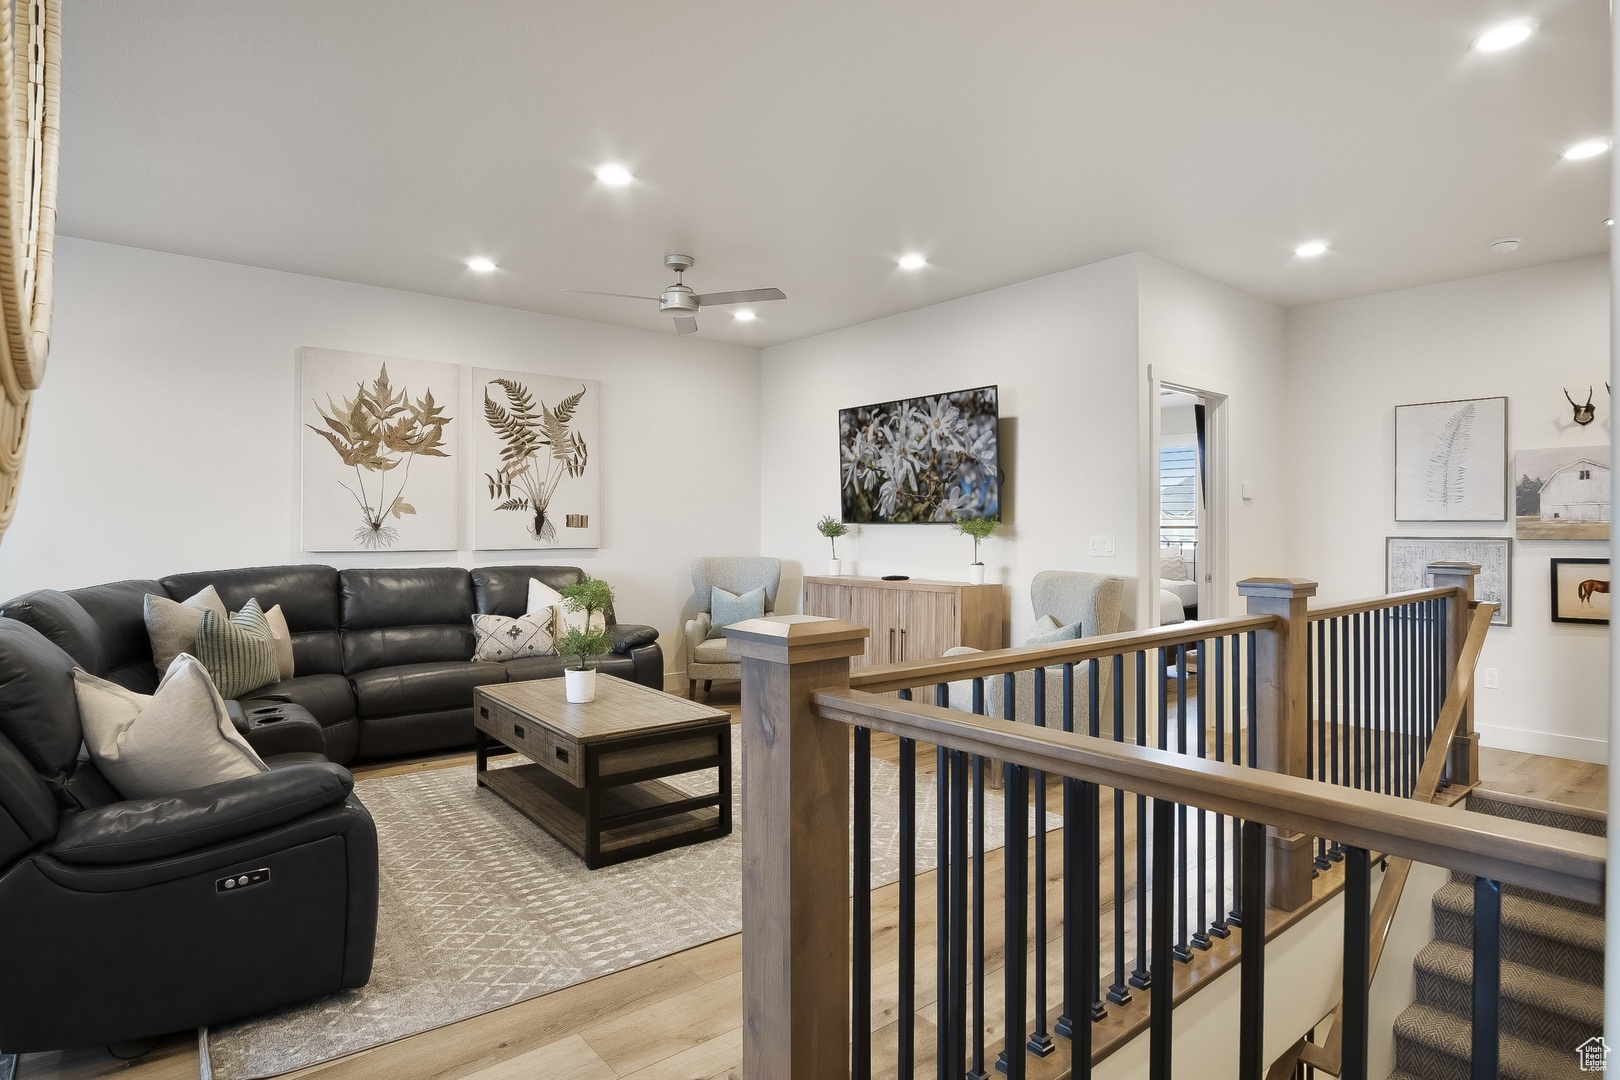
[1479,666,1499,690]
[1089,535,1116,557]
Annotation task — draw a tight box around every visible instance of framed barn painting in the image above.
[1386,536,1512,626]
[1394,396,1507,522]
[1550,558,1610,625]
[474,368,602,550]
[1513,446,1610,541]
[300,348,458,551]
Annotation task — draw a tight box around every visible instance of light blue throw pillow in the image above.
[1025,618,1083,645]
[709,586,767,638]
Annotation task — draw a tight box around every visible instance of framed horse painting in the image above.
[1550,558,1610,625]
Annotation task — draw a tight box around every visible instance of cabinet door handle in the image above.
[888,628,895,662]
[900,628,907,661]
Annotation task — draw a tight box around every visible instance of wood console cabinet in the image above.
[802,576,1006,668]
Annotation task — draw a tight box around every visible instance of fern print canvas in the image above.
[473,368,601,549]
[1394,396,1507,521]
[300,348,459,551]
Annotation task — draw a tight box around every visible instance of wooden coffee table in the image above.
[473,676,732,869]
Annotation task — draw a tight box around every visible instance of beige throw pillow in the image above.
[472,612,555,661]
[144,586,227,672]
[74,653,268,799]
[263,604,295,681]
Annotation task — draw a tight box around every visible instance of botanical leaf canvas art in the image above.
[1393,396,1507,521]
[300,348,459,551]
[473,368,601,549]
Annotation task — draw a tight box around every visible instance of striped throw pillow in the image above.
[195,598,281,699]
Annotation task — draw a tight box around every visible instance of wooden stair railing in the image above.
[1269,598,1497,1080]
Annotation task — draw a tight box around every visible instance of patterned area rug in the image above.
[207,729,1041,1079]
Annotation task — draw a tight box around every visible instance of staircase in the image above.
[1390,795,1606,1080]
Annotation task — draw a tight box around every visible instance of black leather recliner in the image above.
[0,618,378,1054]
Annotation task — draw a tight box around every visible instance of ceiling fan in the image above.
[564,253,785,334]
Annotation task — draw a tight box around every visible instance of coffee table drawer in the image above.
[599,732,725,779]
[477,699,583,786]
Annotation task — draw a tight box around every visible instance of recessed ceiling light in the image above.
[1562,139,1611,161]
[465,257,497,273]
[595,163,634,186]
[1490,237,1521,253]
[733,310,757,322]
[1606,218,1614,227]
[898,253,927,270]
[1294,240,1328,258]
[1472,19,1536,52]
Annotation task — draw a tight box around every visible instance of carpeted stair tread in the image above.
[1431,881,1605,985]
[1393,1002,1587,1080]
[1413,940,1602,1050]
[1448,868,1603,917]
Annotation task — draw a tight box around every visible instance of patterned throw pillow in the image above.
[473,612,555,661]
[194,598,281,699]
[708,586,767,639]
[1160,553,1188,581]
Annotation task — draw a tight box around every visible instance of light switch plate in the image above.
[1241,481,1255,500]
[1479,666,1499,690]
[1089,535,1116,557]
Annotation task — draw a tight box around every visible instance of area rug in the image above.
[206,729,1048,1079]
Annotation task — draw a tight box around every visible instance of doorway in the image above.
[1146,367,1229,628]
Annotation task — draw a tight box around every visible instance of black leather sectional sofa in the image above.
[0,563,665,765]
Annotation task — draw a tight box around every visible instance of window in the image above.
[1160,443,1198,538]
[1580,469,1591,480]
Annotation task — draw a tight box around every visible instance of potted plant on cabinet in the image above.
[817,514,849,575]
[556,575,614,703]
[954,514,1000,584]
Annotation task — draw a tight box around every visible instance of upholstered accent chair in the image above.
[945,569,1126,739]
[683,557,782,699]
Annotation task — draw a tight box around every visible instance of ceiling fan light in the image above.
[1472,19,1536,52]
[898,253,927,270]
[733,310,757,321]
[1562,139,1610,161]
[465,257,497,273]
[1293,240,1328,258]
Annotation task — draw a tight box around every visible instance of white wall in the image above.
[1286,256,1610,761]
[1138,255,1291,625]
[759,256,1142,642]
[0,239,763,681]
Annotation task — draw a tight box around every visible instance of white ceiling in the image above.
[60,1,1611,348]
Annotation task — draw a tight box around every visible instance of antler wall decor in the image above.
[1564,386,1596,425]
[0,0,60,542]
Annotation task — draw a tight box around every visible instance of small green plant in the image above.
[816,514,848,558]
[557,576,614,671]
[954,514,1000,565]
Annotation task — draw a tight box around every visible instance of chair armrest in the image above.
[610,623,660,653]
[683,614,713,661]
[47,763,355,865]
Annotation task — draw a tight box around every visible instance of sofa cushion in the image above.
[340,568,473,630]
[471,565,585,617]
[74,656,268,801]
[350,661,507,719]
[0,590,106,674]
[66,579,165,692]
[162,565,341,633]
[0,618,82,791]
[498,655,570,682]
[343,625,474,674]
[239,674,357,728]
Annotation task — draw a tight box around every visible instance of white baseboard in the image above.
[1477,723,1608,764]
[663,671,687,694]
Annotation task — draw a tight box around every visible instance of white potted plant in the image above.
[954,514,1000,584]
[556,576,614,703]
[817,514,849,576]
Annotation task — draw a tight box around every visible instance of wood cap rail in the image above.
[809,687,1604,905]
[1305,585,1463,622]
[847,614,1281,693]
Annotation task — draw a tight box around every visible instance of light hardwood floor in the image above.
[18,689,1607,1080]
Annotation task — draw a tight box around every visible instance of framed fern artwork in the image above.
[474,368,601,550]
[1393,396,1507,522]
[300,348,459,551]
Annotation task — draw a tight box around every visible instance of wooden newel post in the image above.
[724,614,870,1080]
[1236,577,1318,911]
[1427,561,1481,789]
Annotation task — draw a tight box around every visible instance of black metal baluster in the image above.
[896,714,915,1079]
[935,736,950,1077]
[1229,634,1246,927]
[1238,820,1268,1080]
[1313,620,1330,869]
[1211,637,1229,940]
[1149,797,1176,1080]
[1174,644,1191,963]
[1341,846,1371,1080]
[1076,765,1100,1079]
[1058,664,1079,1042]
[1306,620,1315,782]
[1108,652,1133,1003]
[1382,611,1393,797]
[1472,877,1502,1080]
[1028,669,1054,1057]
[1400,605,1411,796]
[999,760,1029,1080]
[1329,619,1344,861]
[970,682,989,1080]
[853,726,872,1080]
[1087,659,1105,1022]
[1364,611,1375,795]
[1352,612,1362,791]
[1131,651,1152,989]
[1193,639,1210,951]
[951,751,970,1080]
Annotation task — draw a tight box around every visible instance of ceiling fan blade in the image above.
[692,287,786,307]
[674,316,698,335]
[562,289,661,302]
